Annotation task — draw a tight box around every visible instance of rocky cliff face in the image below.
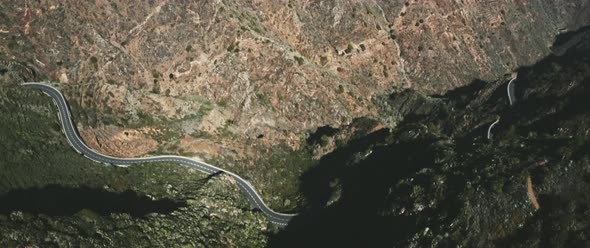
[1,0,589,158]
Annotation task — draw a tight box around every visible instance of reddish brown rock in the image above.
[1,0,589,158]
[79,125,158,158]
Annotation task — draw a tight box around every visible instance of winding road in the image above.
[22,82,295,226]
[486,77,517,139]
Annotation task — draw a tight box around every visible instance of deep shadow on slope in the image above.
[485,28,590,141]
[269,125,465,247]
[0,185,187,217]
[268,26,590,247]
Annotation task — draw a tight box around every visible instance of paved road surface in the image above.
[487,118,500,140]
[507,77,517,106]
[22,82,295,226]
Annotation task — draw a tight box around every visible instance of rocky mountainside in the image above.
[3,29,589,245]
[1,0,589,162]
[2,1,590,247]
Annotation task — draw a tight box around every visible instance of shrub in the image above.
[345,44,353,54]
[294,56,304,65]
[152,80,160,94]
[320,56,328,65]
[227,41,240,52]
[389,30,397,40]
[336,85,345,94]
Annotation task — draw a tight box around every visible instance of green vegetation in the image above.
[196,102,213,119]
[344,44,353,54]
[90,56,98,69]
[227,41,240,53]
[320,56,328,65]
[319,135,330,146]
[294,55,305,66]
[209,144,317,213]
[336,85,345,94]
[7,41,18,51]
[389,29,397,40]
[256,93,271,106]
[151,69,160,79]
[151,80,160,94]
